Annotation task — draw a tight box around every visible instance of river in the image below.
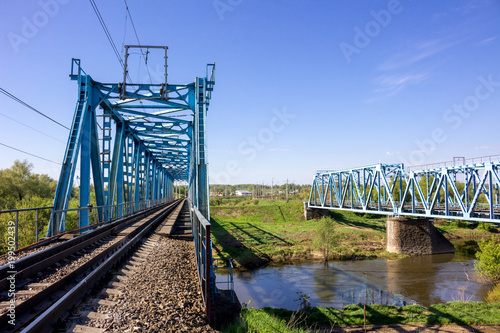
[215,253,490,310]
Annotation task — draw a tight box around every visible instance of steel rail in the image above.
[0,202,168,282]
[21,200,182,333]
[0,200,182,331]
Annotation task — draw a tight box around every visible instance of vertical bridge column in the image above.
[386,217,455,255]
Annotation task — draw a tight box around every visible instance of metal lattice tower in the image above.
[47,47,215,236]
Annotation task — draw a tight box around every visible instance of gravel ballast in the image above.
[88,236,219,332]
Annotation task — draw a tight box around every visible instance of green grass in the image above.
[210,198,388,268]
[222,302,500,332]
[435,219,497,239]
[210,198,497,268]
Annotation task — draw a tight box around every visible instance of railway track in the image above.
[0,199,188,332]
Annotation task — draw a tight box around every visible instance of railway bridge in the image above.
[307,159,500,254]
[0,48,234,332]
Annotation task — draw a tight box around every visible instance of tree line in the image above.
[209,183,312,200]
[0,160,84,253]
[0,160,60,211]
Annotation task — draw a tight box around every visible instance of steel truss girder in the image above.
[189,65,214,219]
[47,58,215,236]
[309,162,500,223]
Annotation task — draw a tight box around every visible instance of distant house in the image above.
[235,190,252,197]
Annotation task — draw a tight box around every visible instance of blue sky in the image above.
[0,0,499,186]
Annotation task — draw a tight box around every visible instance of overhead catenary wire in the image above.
[0,142,62,165]
[0,87,70,130]
[0,111,66,144]
[88,0,124,70]
[123,0,153,84]
[88,0,132,83]
[121,3,128,59]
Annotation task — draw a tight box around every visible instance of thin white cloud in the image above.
[452,2,483,15]
[373,36,467,97]
[378,37,465,72]
[374,73,428,96]
[477,36,497,46]
[386,146,437,157]
[267,148,289,152]
[432,12,448,21]
[474,144,500,150]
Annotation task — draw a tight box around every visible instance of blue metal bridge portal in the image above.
[47,47,214,236]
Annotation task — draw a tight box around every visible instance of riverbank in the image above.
[223,302,500,332]
[210,198,498,269]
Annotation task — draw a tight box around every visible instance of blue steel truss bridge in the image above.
[308,158,500,223]
[47,47,214,237]
[0,47,225,326]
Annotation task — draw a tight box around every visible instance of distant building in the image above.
[235,190,252,197]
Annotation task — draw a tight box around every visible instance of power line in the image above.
[88,0,124,71]
[121,4,128,59]
[0,87,70,130]
[88,0,133,84]
[0,142,62,165]
[123,0,153,83]
[0,111,66,144]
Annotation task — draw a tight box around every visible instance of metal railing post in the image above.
[205,223,211,321]
[15,211,19,250]
[35,209,39,243]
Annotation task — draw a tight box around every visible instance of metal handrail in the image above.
[189,201,212,322]
[407,154,500,172]
[0,198,169,253]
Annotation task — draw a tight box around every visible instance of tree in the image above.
[0,160,32,204]
[300,186,311,200]
[475,237,500,284]
[0,160,59,252]
[314,217,339,262]
[0,160,57,209]
[227,185,236,196]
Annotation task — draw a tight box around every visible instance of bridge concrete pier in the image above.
[304,202,329,220]
[386,217,455,255]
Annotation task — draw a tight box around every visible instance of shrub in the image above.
[448,221,474,229]
[477,222,497,233]
[313,217,339,261]
[210,197,223,206]
[485,284,500,303]
[453,239,479,256]
[475,237,500,283]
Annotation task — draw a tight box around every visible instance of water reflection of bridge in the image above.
[312,254,489,308]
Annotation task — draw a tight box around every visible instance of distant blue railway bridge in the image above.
[308,159,500,223]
